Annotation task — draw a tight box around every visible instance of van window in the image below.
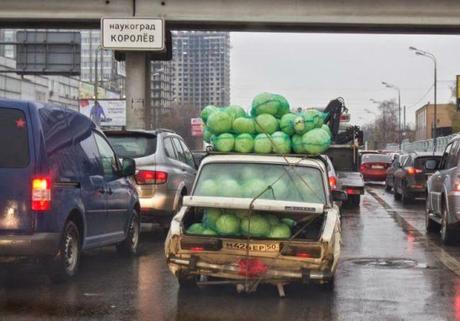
[0,108,29,168]
[79,133,103,176]
[94,133,120,180]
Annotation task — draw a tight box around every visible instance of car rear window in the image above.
[106,134,157,158]
[414,156,441,170]
[0,108,29,168]
[194,163,326,204]
[362,154,391,163]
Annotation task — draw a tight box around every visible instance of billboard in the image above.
[191,118,203,137]
[79,99,126,127]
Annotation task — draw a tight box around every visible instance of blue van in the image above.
[0,99,140,281]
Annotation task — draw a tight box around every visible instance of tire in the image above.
[349,195,360,208]
[393,189,401,201]
[47,220,81,283]
[401,188,413,204]
[385,183,392,192]
[117,210,140,256]
[441,203,456,245]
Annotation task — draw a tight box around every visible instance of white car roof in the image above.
[200,154,326,171]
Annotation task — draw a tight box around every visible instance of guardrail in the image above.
[401,134,457,153]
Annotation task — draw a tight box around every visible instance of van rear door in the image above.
[0,105,35,233]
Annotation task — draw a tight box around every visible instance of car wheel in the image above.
[393,187,401,200]
[117,210,140,256]
[401,188,413,204]
[47,220,81,283]
[385,183,391,192]
[441,203,455,245]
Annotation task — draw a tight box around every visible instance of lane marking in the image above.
[367,187,460,277]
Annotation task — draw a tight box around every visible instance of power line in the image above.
[406,84,434,110]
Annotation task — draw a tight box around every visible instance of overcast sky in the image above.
[230,32,460,126]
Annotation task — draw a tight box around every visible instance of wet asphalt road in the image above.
[2,185,460,321]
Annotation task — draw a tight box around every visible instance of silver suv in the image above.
[106,129,197,229]
[426,136,460,244]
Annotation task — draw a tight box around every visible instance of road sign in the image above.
[101,18,165,51]
[16,31,80,75]
[191,118,203,137]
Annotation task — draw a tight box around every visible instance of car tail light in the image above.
[135,170,168,185]
[360,164,366,172]
[454,183,460,192]
[405,167,423,175]
[32,177,51,211]
[329,176,337,190]
[346,188,361,195]
[280,243,322,259]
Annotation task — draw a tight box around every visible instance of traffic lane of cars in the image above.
[2,193,460,321]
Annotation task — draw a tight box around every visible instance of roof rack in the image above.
[154,128,175,133]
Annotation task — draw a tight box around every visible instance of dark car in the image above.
[0,100,140,281]
[360,153,392,181]
[385,154,408,191]
[105,130,197,230]
[393,152,441,203]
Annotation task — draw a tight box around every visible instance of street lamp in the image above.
[381,81,402,149]
[409,46,437,152]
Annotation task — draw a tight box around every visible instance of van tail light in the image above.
[346,188,361,195]
[329,176,337,190]
[280,243,322,259]
[32,177,51,211]
[405,167,423,175]
[135,170,168,185]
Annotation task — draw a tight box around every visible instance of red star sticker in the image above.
[16,118,26,129]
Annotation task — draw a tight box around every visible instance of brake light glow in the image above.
[360,164,366,172]
[346,188,361,195]
[405,167,423,175]
[31,177,51,211]
[135,170,168,185]
[190,246,205,252]
[329,176,337,190]
[454,183,460,192]
[296,252,312,258]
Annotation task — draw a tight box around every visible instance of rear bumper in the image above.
[168,256,333,283]
[362,173,386,181]
[0,233,60,256]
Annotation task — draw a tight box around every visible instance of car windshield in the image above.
[107,134,157,158]
[193,162,326,204]
[362,154,391,163]
[0,108,29,168]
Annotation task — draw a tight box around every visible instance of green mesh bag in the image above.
[200,105,218,122]
[304,109,324,129]
[202,208,222,230]
[251,92,290,117]
[254,133,272,154]
[207,110,233,134]
[241,215,271,237]
[293,115,307,135]
[321,124,331,136]
[216,213,240,236]
[234,133,255,153]
[186,223,206,235]
[302,128,332,155]
[291,134,306,154]
[212,133,235,152]
[233,117,256,135]
[254,114,279,134]
[203,127,213,143]
[271,131,291,154]
[225,105,247,122]
[279,113,297,136]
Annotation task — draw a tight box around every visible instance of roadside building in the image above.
[415,103,458,140]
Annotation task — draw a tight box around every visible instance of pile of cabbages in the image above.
[201,92,332,155]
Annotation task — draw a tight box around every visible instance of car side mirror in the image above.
[121,158,136,177]
[332,190,348,202]
[425,159,438,171]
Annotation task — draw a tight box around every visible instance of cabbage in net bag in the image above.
[251,92,290,118]
[200,105,219,123]
[212,133,235,152]
[235,133,255,153]
[233,117,256,135]
[271,131,292,154]
[279,113,297,136]
[207,110,233,134]
[254,133,272,154]
[224,105,247,122]
[302,128,332,155]
[254,114,279,134]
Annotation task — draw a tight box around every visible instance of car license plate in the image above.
[223,241,279,252]
[372,165,384,169]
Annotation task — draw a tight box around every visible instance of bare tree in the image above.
[363,99,399,149]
